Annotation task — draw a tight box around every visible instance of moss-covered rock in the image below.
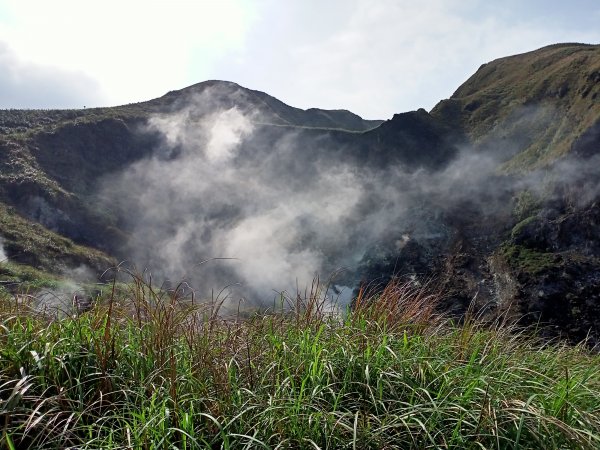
[500,243,558,274]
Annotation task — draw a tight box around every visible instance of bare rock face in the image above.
[500,200,600,344]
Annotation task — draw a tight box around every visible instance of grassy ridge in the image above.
[0,203,116,275]
[1,277,599,449]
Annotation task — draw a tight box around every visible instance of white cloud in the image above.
[0,0,598,115]
[0,0,257,106]
[218,0,600,118]
[0,42,106,108]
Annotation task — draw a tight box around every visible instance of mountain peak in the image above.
[147,79,383,131]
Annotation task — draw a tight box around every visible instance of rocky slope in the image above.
[429,43,600,341]
[357,43,600,343]
[0,43,599,343]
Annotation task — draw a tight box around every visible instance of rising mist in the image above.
[96,83,599,310]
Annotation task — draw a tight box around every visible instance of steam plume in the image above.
[98,86,600,309]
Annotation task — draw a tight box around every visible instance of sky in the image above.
[0,0,599,119]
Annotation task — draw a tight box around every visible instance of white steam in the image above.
[101,86,383,304]
[0,236,7,262]
[99,88,600,309]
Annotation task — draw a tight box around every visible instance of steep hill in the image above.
[431,43,600,168]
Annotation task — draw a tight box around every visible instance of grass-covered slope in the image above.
[1,279,599,449]
[0,201,116,298]
[431,43,600,169]
[0,202,114,273]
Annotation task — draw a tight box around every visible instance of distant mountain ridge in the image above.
[149,80,384,131]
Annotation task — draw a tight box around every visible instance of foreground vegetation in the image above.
[0,274,599,449]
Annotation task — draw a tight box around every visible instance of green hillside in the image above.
[431,43,600,169]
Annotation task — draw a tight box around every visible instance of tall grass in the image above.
[1,274,599,449]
